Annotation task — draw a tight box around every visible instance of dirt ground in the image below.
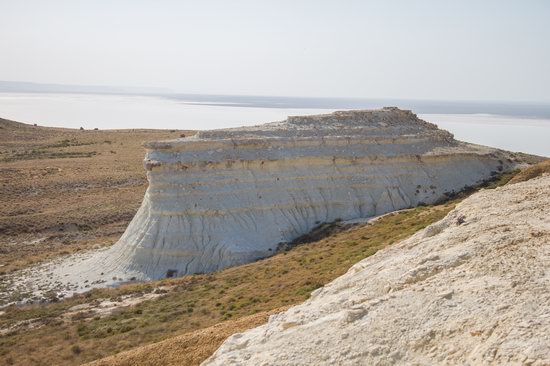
[0,117,192,274]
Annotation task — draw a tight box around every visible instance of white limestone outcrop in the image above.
[204,174,550,366]
[6,108,522,298]
[108,108,517,280]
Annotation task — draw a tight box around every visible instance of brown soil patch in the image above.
[0,117,192,274]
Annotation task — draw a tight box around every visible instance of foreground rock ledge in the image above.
[8,108,520,298]
[204,175,550,365]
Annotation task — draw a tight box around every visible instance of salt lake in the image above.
[0,92,548,157]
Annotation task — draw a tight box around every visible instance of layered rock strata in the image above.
[103,108,517,280]
[204,174,550,366]
[9,108,520,296]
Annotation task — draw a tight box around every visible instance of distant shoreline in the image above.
[0,92,548,157]
[1,80,549,119]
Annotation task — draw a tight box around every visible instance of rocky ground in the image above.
[205,174,550,365]
[1,117,547,366]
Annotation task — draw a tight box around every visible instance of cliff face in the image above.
[103,108,517,280]
[204,175,550,366]
[11,108,520,295]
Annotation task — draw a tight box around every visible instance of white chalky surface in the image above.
[4,108,521,303]
[204,175,550,366]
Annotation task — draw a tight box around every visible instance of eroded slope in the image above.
[205,175,550,365]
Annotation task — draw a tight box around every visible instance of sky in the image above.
[1,0,549,102]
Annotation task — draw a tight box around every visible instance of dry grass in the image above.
[509,159,550,184]
[86,307,288,366]
[0,117,191,274]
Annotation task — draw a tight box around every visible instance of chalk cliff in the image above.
[204,174,550,366]
[11,108,522,294]
[100,108,518,280]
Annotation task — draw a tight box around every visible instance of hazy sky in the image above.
[1,0,549,101]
